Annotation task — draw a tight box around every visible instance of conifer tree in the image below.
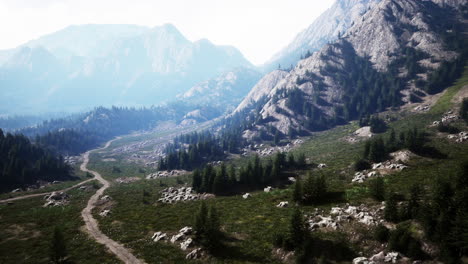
[384,192,399,222]
[50,227,67,264]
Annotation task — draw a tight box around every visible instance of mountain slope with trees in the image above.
[234,0,467,140]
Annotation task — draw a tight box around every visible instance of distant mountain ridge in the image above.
[177,67,262,112]
[0,24,253,114]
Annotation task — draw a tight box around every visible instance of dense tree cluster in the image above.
[192,152,307,195]
[159,137,225,171]
[0,129,71,191]
[359,115,387,133]
[292,172,328,205]
[366,161,468,262]
[362,128,426,163]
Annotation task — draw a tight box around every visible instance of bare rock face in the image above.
[234,70,288,113]
[234,0,465,137]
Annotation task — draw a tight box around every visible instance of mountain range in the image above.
[0,24,252,114]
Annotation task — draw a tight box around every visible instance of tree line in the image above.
[192,152,307,195]
[0,129,71,191]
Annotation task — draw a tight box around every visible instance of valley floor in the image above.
[0,72,467,263]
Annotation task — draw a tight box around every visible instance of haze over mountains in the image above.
[0,24,252,114]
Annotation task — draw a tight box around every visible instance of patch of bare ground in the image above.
[4,224,41,242]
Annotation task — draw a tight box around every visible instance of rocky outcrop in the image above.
[234,70,288,113]
[43,191,69,207]
[157,187,214,204]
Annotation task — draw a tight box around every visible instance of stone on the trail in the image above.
[186,248,203,260]
[242,193,251,199]
[100,195,111,201]
[264,186,273,192]
[372,163,383,169]
[276,201,289,208]
[151,231,167,242]
[180,238,193,250]
[318,163,327,168]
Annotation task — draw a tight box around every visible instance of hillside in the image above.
[236,0,467,140]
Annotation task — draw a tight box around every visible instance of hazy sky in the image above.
[0,0,335,65]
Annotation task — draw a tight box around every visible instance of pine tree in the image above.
[292,178,303,203]
[289,208,307,249]
[205,206,222,250]
[370,177,385,201]
[194,201,208,240]
[384,192,399,222]
[50,227,67,264]
[192,169,202,192]
[296,153,306,169]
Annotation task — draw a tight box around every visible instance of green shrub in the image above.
[374,225,390,242]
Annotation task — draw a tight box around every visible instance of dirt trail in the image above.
[0,177,94,204]
[80,137,146,264]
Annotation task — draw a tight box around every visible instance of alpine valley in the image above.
[0,1,467,264]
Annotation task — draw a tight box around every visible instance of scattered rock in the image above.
[288,177,296,182]
[353,256,372,264]
[99,209,111,217]
[100,195,112,201]
[179,226,192,235]
[146,170,187,179]
[151,231,167,242]
[170,233,185,243]
[354,126,373,138]
[11,188,21,193]
[264,186,273,192]
[276,201,289,208]
[317,163,327,168]
[180,238,193,250]
[384,252,400,263]
[242,193,251,199]
[158,187,203,204]
[43,192,69,207]
[186,248,203,259]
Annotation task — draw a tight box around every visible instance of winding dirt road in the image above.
[80,137,146,264]
[0,178,95,204]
